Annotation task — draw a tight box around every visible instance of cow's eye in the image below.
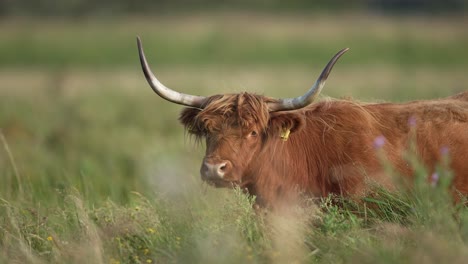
[250,131,258,137]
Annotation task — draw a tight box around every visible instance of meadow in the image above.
[0,12,468,263]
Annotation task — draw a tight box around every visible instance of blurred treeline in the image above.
[0,0,466,17]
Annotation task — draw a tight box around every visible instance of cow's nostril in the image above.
[219,164,226,171]
[216,162,228,177]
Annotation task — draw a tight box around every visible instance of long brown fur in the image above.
[179,92,468,208]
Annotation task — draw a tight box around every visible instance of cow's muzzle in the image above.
[200,159,232,182]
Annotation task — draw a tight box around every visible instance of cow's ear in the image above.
[179,107,204,135]
[269,112,305,135]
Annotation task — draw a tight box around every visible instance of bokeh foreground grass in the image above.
[1,13,468,263]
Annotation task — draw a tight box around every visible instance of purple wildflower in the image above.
[430,172,439,187]
[408,116,417,127]
[373,135,386,149]
[440,146,449,156]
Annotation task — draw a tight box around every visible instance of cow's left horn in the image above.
[137,37,207,108]
[268,48,349,112]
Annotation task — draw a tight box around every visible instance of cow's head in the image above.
[137,37,348,188]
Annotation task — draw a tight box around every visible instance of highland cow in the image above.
[137,37,468,207]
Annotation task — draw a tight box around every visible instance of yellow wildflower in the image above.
[47,236,53,241]
[109,258,120,264]
[146,259,152,263]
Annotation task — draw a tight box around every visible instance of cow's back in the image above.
[450,91,468,102]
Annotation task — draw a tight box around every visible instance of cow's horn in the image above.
[137,37,207,108]
[268,48,349,112]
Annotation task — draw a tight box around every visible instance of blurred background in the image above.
[0,0,467,203]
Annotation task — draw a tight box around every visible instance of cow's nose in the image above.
[201,160,231,179]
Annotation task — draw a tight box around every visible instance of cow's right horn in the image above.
[268,48,349,112]
[137,37,207,109]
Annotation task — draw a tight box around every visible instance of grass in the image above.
[0,12,467,263]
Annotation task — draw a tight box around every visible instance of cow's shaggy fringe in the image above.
[179,93,272,139]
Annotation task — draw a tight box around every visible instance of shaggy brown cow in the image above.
[137,37,468,207]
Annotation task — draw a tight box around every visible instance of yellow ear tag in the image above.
[280,128,290,141]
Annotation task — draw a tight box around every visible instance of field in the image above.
[1,12,468,263]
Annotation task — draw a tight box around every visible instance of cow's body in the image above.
[136,37,468,208]
[178,92,468,207]
[241,92,468,206]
